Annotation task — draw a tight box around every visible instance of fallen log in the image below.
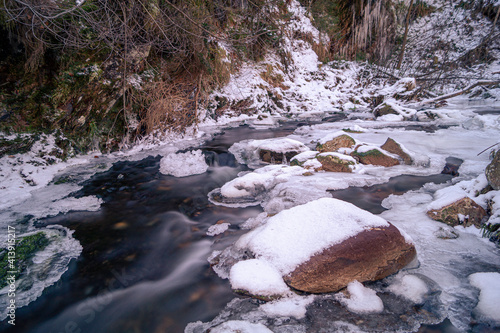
[419,80,500,105]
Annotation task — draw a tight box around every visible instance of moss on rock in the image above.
[0,232,50,289]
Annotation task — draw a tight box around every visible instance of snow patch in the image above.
[336,281,384,314]
[159,150,208,177]
[469,272,500,323]
[388,274,429,304]
[229,259,290,296]
[259,294,315,319]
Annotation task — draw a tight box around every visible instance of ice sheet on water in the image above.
[380,186,500,331]
[0,133,91,211]
[207,222,231,236]
[159,150,208,177]
[0,226,82,321]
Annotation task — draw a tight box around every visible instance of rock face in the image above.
[486,150,500,190]
[426,197,488,227]
[316,134,355,153]
[351,148,400,167]
[381,138,412,165]
[317,154,354,173]
[284,223,416,293]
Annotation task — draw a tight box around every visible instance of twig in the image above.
[478,142,500,156]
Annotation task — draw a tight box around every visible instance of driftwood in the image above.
[420,80,500,105]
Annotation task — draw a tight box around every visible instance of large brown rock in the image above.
[351,147,400,167]
[284,223,416,293]
[486,150,500,190]
[427,197,488,228]
[381,138,412,165]
[316,134,355,153]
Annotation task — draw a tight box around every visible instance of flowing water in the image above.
[0,120,498,333]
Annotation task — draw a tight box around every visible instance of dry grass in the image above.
[137,78,197,134]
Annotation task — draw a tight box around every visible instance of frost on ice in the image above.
[159,150,208,177]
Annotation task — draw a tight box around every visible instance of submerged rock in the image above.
[381,138,412,165]
[316,134,355,153]
[426,197,488,228]
[486,150,500,190]
[441,156,464,176]
[284,223,416,293]
[351,147,400,167]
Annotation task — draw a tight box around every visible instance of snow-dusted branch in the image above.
[419,80,500,105]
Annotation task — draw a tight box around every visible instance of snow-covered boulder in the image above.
[215,198,416,296]
[373,100,416,121]
[229,138,310,167]
[316,152,356,173]
[426,197,488,228]
[316,133,356,153]
[381,138,413,165]
[351,145,400,167]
